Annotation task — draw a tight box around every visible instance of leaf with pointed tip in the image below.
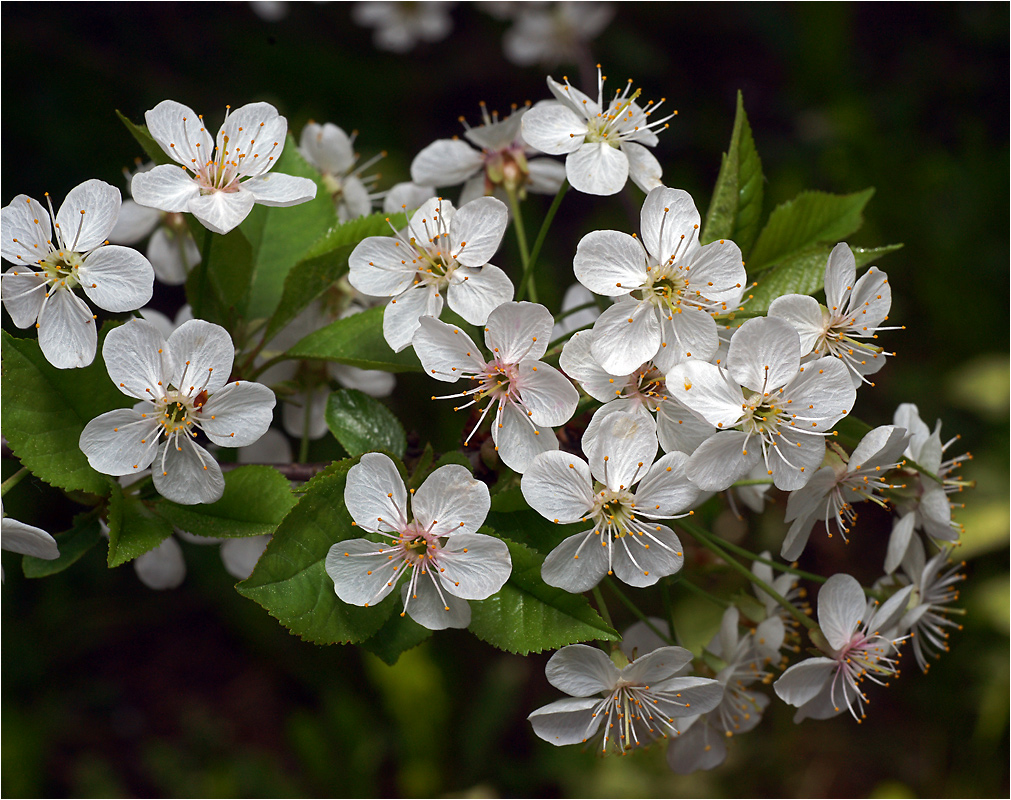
[107,482,173,568]
[325,389,406,458]
[286,306,423,372]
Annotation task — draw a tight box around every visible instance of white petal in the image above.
[848,266,891,329]
[331,363,395,398]
[727,316,800,392]
[220,535,271,580]
[167,319,235,395]
[450,196,508,267]
[521,451,595,523]
[526,158,568,194]
[147,226,200,285]
[410,138,484,187]
[299,121,355,174]
[545,644,619,695]
[773,658,835,707]
[37,288,98,369]
[654,304,719,370]
[528,697,601,745]
[412,315,484,381]
[326,538,402,606]
[447,264,515,325]
[551,283,600,341]
[817,573,865,651]
[566,142,628,196]
[666,360,745,429]
[384,284,443,352]
[282,388,330,441]
[784,356,855,428]
[237,427,293,465]
[634,452,700,515]
[1,267,46,327]
[103,318,170,400]
[200,381,276,447]
[152,438,225,505]
[80,408,162,475]
[541,529,608,592]
[823,242,856,312]
[78,246,154,312]
[131,164,200,214]
[349,236,417,297]
[849,424,909,469]
[109,199,160,244]
[780,512,817,563]
[382,182,437,216]
[188,189,257,235]
[584,409,657,492]
[484,300,553,362]
[656,399,716,455]
[573,229,647,296]
[1,517,59,559]
[640,187,701,263]
[133,536,186,590]
[516,361,578,427]
[413,464,490,537]
[493,400,558,473]
[667,718,727,774]
[768,294,824,355]
[221,102,288,178]
[521,104,586,155]
[402,575,472,630]
[345,453,409,532]
[686,431,759,491]
[1,194,52,265]
[622,141,663,193]
[589,298,660,376]
[144,99,214,167]
[438,533,512,600]
[244,173,318,207]
[884,513,916,575]
[611,523,684,587]
[56,179,121,252]
[558,331,620,403]
[622,645,694,685]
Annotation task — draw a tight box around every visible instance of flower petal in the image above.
[622,645,694,685]
[345,453,409,532]
[516,361,578,427]
[78,245,154,312]
[413,464,490,537]
[449,196,508,267]
[147,226,199,285]
[1,267,46,327]
[37,288,98,369]
[299,121,355,175]
[109,199,160,244]
[200,381,276,447]
[521,104,586,155]
[521,451,595,523]
[410,138,484,186]
[541,529,608,592]
[412,314,484,381]
[221,102,289,178]
[634,451,700,515]
[447,264,515,325]
[483,300,553,362]
[817,573,865,652]
[80,408,162,476]
[145,99,214,167]
[167,318,234,395]
[134,536,186,590]
[640,187,701,264]
[584,409,658,491]
[402,574,472,630]
[1,517,59,559]
[1,194,51,266]
[349,236,417,297]
[589,297,660,376]
[545,643,619,695]
[611,522,684,587]
[558,331,620,403]
[188,189,257,235]
[384,283,443,352]
[103,318,170,400]
[438,532,512,600]
[622,141,663,193]
[768,293,824,355]
[493,398,558,473]
[131,164,200,214]
[325,538,403,606]
[528,697,602,746]
[244,173,318,207]
[56,179,121,252]
[566,142,628,196]
[686,430,759,491]
[220,535,271,580]
[773,658,835,707]
[573,229,647,296]
[823,242,856,312]
[152,438,224,505]
[727,316,800,392]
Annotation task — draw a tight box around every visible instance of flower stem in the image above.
[192,227,215,320]
[603,577,674,645]
[675,576,731,609]
[682,521,817,632]
[1,467,29,498]
[591,585,617,649]
[517,180,568,302]
[247,352,288,382]
[505,186,534,302]
[660,578,681,646]
[298,396,314,464]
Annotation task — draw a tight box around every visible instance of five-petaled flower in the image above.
[325,453,512,630]
[527,643,723,754]
[131,100,317,235]
[79,318,275,505]
[1,179,154,369]
[412,301,579,473]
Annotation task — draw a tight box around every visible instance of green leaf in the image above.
[702,91,764,254]
[486,487,586,554]
[468,539,619,655]
[241,136,337,321]
[746,188,875,275]
[260,211,408,348]
[287,306,422,372]
[361,612,433,666]
[185,223,255,326]
[325,389,406,459]
[1,327,130,496]
[747,243,903,315]
[236,458,394,644]
[22,512,102,578]
[155,466,296,538]
[107,482,173,568]
[115,110,174,166]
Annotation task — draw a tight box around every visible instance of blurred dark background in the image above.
[2,2,1008,797]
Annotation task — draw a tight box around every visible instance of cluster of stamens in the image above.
[588,678,689,754]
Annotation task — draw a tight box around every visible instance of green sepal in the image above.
[701,91,764,254]
[746,188,875,275]
[468,538,619,655]
[286,306,423,372]
[115,110,174,166]
[360,612,433,666]
[241,135,338,321]
[107,481,173,568]
[325,389,406,459]
[1,326,130,496]
[236,457,395,644]
[155,465,296,538]
[746,243,902,314]
[21,511,102,578]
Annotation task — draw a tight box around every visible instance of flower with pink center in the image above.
[412,301,579,472]
[774,573,912,722]
[131,100,317,235]
[325,453,512,630]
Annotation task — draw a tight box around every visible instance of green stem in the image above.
[591,585,617,648]
[517,180,568,302]
[298,395,313,464]
[603,577,674,645]
[1,467,29,498]
[684,522,817,632]
[505,187,534,302]
[192,228,214,319]
[660,578,681,647]
[247,352,288,382]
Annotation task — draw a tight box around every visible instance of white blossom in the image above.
[1,180,154,369]
[325,453,511,630]
[896,536,965,672]
[79,318,275,505]
[348,196,513,352]
[413,301,578,472]
[131,100,317,235]
[521,66,673,195]
[351,1,455,52]
[299,122,384,222]
[498,2,614,69]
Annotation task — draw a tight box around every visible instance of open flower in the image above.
[325,452,511,630]
[1,180,154,369]
[497,2,615,69]
[774,573,912,722]
[521,66,673,195]
[412,301,578,472]
[348,195,513,352]
[522,410,699,591]
[351,1,455,53]
[667,316,856,492]
[299,122,383,222]
[131,100,317,235]
[572,186,747,374]
[528,643,722,754]
[79,318,275,505]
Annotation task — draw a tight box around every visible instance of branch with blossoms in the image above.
[1,63,975,777]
